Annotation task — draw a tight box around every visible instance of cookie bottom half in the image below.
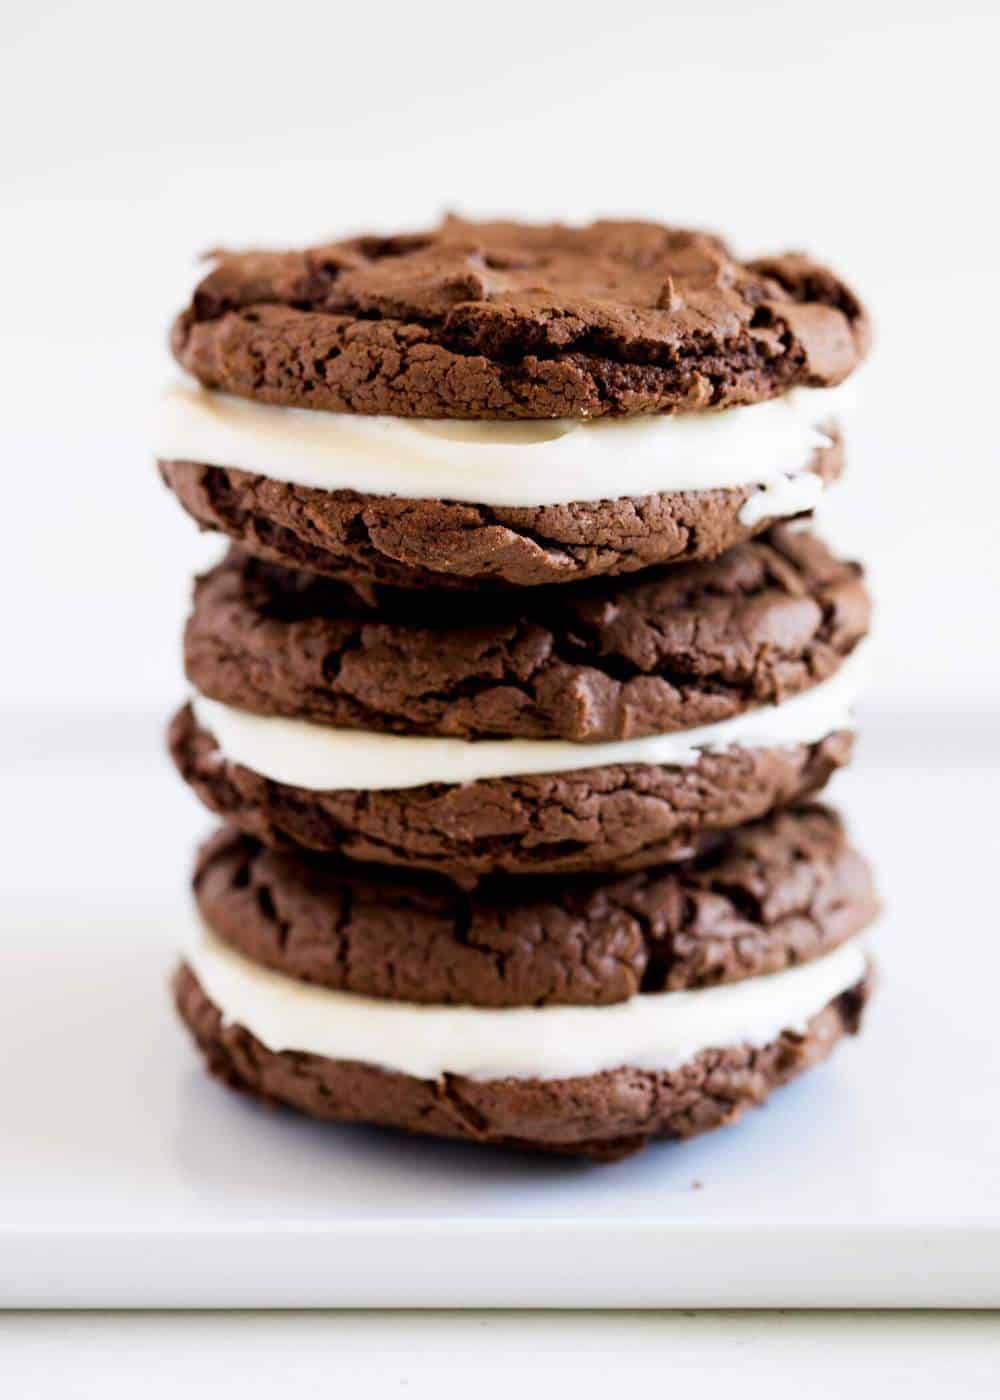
[174,959,869,1163]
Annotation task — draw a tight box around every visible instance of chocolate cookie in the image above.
[171,218,868,420]
[169,702,853,884]
[174,961,870,1160]
[194,806,877,1007]
[184,527,869,742]
[159,430,843,591]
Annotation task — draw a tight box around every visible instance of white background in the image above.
[2,0,998,1377]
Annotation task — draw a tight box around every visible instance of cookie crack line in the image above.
[174,311,846,420]
[182,302,817,377]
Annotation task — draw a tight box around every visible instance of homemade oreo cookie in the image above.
[157,217,867,589]
[176,806,875,1158]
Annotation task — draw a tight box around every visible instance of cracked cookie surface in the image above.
[169,702,853,884]
[193,806,877,1007]
[171,217,868,421]
[184,526,869,742]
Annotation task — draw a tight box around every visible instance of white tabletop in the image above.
[3,1311,998,1398]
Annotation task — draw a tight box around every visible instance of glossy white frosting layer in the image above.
[156,379,851,512]
[190,641,867,792]
[186,923,867,1081]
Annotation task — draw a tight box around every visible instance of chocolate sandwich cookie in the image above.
[158,217,867,589]
[169,526,868,883]
[176,806,875,1160]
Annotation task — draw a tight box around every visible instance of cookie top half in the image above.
[185,525,869,743]
[193,804,876,1009]
[171,216,869,420]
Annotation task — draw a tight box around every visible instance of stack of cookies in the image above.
[157,218,876,1160]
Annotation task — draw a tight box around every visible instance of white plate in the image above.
[2,715,998,1308]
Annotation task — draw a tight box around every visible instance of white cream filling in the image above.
[191,641,867,792]
[156,378,852,515]
[187,922,867,1081]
